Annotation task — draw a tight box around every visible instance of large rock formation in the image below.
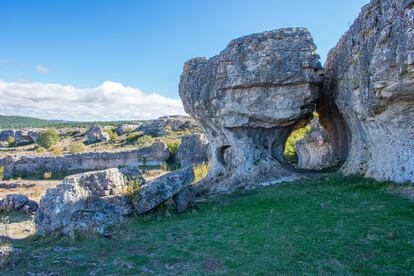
[295,118,333,170]
[320,0,414,183]
[0,141,169,178]
[176,134,210,167]
[35,168,131,237]
[180,28,323,194]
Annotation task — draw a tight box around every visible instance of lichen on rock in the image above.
[179,28,324,195]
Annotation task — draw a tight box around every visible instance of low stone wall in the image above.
[0,141,170,178]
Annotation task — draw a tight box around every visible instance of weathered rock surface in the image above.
[0,129,40,146]
[136,115,200,137]
[0,141,169,178]
[180,28,323,194]
[35,168,131,237]
[132,166,194,214]
[296,118,333,170]
[119,166,145,185]
[85,126,111,144]
[176,134,210,167]
[320,0,414,183]
[0,194,38,213]
[115,124,139,136]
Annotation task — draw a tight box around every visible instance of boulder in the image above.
[35,168,131,237]
[85,126,111,144]
[176,134,210,167]
[173,186,196,213]
[132,166,194,214]
[0,129,40,146]
[0,194,38,213]
[295,118,334,170]
[136,115,199,137]
[115,124,138,136]
[0,130,16,141]
[179,28,323,194]
[320,0,414,183]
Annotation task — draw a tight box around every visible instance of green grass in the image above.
[4,175,414,275]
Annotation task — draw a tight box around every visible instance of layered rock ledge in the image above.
[0,141,169,178]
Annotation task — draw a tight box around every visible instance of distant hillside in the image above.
[0,115,139,129]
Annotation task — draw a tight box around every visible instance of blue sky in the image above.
[0,0,369,120]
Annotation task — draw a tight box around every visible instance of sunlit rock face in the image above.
[180,28,323,195]
[320,0,414,183]
[296,118,334,170]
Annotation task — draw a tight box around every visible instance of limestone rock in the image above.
[176,134,210,167]
[179,28,323,194]
[320,0,414,183]
[35,168,131,237]
[115,124,138,136]
[173,186,196,213]
[0,141,169,178]
[136,115,199,137]
[119,166,146,185]
[296,118,334,170]
[0,129,40,146]
[0,194,38,213]
[0,130,16,142]
[85,126,110,144]
[132,166,194,214]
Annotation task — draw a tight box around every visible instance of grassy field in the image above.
[2,175,414,275]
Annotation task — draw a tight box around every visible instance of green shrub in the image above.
[37,129,59,149]
[6,137,15,147]
[35,146,47,153]
[51,146,62,156]
[137,135,154,146]
[0,166,4,180]
[103,129,118,140]
[193,162,210,184]
[284,125,311,164]
[166,139,181,155]
[126,132,141,143]
[69,142,87,153]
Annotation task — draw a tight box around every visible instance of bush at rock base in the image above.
[68,142,87,153]
[37,129,59,149]
[193,162,210,184]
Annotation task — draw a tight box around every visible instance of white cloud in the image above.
[0,80,186,121]
[36,64,49,73]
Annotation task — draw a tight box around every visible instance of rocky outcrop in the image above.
[132,166,194,214]
[35,168,131,237]
[35,166,195,236]
[176,134,210,167]
[85,126,111,144]
[0,194,38,213]
[179,28,323,194]
[0,129,40,146]
[0,141,169,178]
[115,124,138,136]
[320,0,414,183]
[136,115,200,137]
[295,118,333,170]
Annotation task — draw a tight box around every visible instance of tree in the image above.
[37,129,60,149]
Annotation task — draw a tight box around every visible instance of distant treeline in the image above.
[0,115,140,129]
